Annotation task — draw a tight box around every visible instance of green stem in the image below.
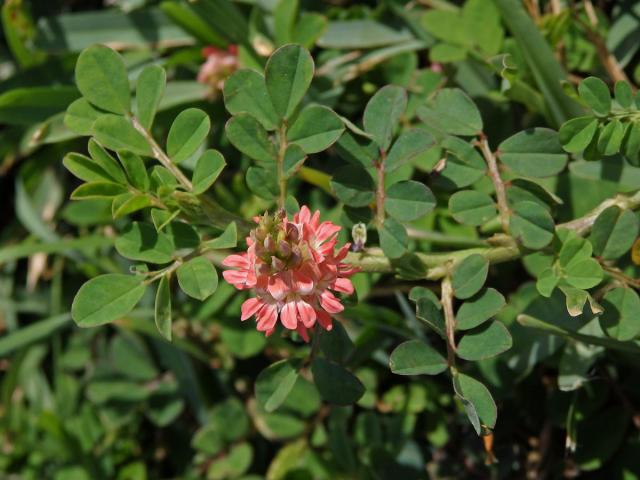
[375,151,387,228]
[441,275,457,371]
[476,134,510,232]
[277,123,288,209]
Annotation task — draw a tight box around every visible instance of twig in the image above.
[574,1,631,86]
[476,134,510,233]
[346,189,640,276]
[276,123,288,209]
[441,275,457,370]
[130,115,193,191]
[375,150,387,228]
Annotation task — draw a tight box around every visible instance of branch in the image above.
[375,150,387,228]
[276,123,288,209]
[347,190,640,276]
[441,275,457,370]
[476,135,510,232]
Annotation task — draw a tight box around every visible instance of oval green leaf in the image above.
[389,340,447,375]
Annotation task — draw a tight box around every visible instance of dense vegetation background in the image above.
[2,0,640,478]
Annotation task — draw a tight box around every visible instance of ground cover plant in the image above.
[2,0,640,478]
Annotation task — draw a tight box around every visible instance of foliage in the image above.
[2,0,640,478]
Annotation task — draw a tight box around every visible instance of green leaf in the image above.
[265,44,314,120]
[363,85,407,151]
[457,321,512,361]
[558,285,590,317]
[510,201,555,249]
[437,136,486,188]
[112,193,152,219]
[385,128,434,172]
[92,114,152,156]
[456,288,506,330]
[578,76,611,116]
[208,443,253,479]
[115,222,174,264]
[292,13,327,48]
[283,144,306,176]
[452,254,489,300]
[176,256,218,301]
[88,139,128,184]
[117,151,149,191]
[0,313,71,357]
[454,373,497,430]
[64,98,101,135]
[223,69,280,131]
[449,190,497,226]
[256,360,300,413]
[559,116,599,153]
[75,44,131,114]
[318,19,414,49]
[155,274,172,341]
[311,358,364,405]
[590,206,639,260]
[167,108,210,164]
[319,322,354,364]
[378,217,408,259]
[246,166,279,200]
[624,122,640,161]
[71,274,146,326]
[330,165,375,207]
[558,235,592,267]
[614,80,633,108]
[70,181,128,199]
[136,64,166,130]
[418,88,482,136]
[389,340,447,375]
[384,180,436,221]
[287,105,344,154]
[599,287,640,341]
[498,128,568,178]
[225,113,277,163]
[203,222,238,250]
[416,296,446,339]
[192,149,226,195]
[536,268,560,297]
[63,153,114,183]
[564,258,603,289]
[597,120,625,155]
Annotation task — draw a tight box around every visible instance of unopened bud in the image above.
[352,223,367,252]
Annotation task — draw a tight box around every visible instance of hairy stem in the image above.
[375,151,386,228]
[346,189,640,276]
[441,275,457,370]
[277,123,288,209]
[476,134,510,232]
[130,116,193,191]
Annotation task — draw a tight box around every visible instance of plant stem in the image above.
[277,123,288,209]
[345,189,640,276]
[476,134,510,233]
[375,151,386,228]
[406,228,489,248]
[130,116,193,191]
[441,275,457,370]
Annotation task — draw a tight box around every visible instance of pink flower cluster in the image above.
[197,45,239,94]
[222,207,357,342]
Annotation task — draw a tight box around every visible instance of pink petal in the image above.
[222,254,248,268]
[280,302,298,330]
[267,275,289,301]
[297,301,317,328]
[293,272,314,295]
[257,304,277,332]
[316,309,333,331]
[316,222,341,243]
[320,290,344,314]
[332,277,354,294]
[241,297,264,321]
[296,324,310,342]
[222,270,247,287]
[297,205,311,224]
[310,210,320,230]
